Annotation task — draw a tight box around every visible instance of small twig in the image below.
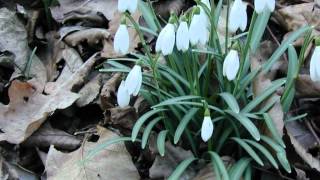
[305,119,320,146]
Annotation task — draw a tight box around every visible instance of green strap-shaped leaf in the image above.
[168,157,196,180]
[220,93,240,113]
[263,113,286,148]
[208,152,230,180]
[242,79,286,113]
[232,138,264,166]
[250,11,271,52]
[138,0,159,32]
[226,111,260,141]
[263,25,311,72]
[141,117,163,149]
[244,139,279,169]
[244,165,252,180]
[174,108,199,144]
[152,96,202,108]
[157,130,169,156]
[229,158,252,180]
[132,109,166,142]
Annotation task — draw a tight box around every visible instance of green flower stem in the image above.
[225,0,230,54]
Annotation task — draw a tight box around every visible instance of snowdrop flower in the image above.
[118,0,138,14]
[229,0,248,33]
[156,23,176,56]
[114,24,129,55]
[189,9,209,46]
[254,0,275,14]
[117,81,130,108]
[201,109,214,142]
[310,46,320,82]
[176,21,189,51]
[125,65,142,96]
[223,50,240,81]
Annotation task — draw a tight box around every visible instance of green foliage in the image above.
[98,0,313,178]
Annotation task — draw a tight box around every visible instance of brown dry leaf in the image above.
[64,28,110,47]
[100,73,121,110]
[0,8,47,88]
[76,74,102,107]
[104,106,138,130]
[23,123,81,150]
[0,80,79,144]
[288,132,320,171]
[296,74,320,97]
[251,41,284,136]
[0,156,38,180]
[275,3,320,36]
[46,126,140,180]
[0,53,99,144]
[149,142,195,179]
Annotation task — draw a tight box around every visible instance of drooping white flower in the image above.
[201,116,214,142]
[254,0,275,14]
[310,46,320,82]
[118,0,138,14]
[189,12,209,46]
[176,21,190,51]
[125,65,143,96]
[223,50,240,81]
[229,0,248,33]
[117,81,130,108]
[156,23,176,56]
[114,24,129,55]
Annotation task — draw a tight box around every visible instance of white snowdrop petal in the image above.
[189,15,201,45]
[128,0,138,13]
[229,0,242,33]
[117,81,130,108]
[239,3,248,31]
[266,0,275,12]
[114,25,129,55]
[201,116,214,142]
[132,68,143,96]
[118,0,128,13]
[176,22,189,51]
[202,0,211,10]
[125,65,142,95]
[157,23,175,55]
[254,0,266,14]
[224,50,240,81]
[310,47,320,82]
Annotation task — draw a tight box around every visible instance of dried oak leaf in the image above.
[0,8,47,88]
[0,80,79,144]
[46,126,140,180]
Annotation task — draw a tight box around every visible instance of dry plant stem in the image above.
[305,119,320,146]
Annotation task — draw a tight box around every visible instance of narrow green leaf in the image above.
[260,135,283,152]
[174,108,199,144]
[229,158,252,180]
[138,0,158,32]
[142,117,163,149]
[213,0,223,26]
[263,113,286,148]
[242,79,286,113]
[263,26,311,72]
[132,109,166,142]
[208,152,230,180]
[250,11,271,51]
[244,165,252,180]
[168,157,196,180]
[157,130,169,156]
[232,138,264,166]
[285,113,307,122]
[161,71,186,95]
[237,68,261,98]
[152,96,202,108]
[244,139,279,169]
[220,93,240,113]
[226,111,260,141]
[277,151,292,173]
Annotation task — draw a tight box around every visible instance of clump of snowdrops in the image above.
[100,0,319,179]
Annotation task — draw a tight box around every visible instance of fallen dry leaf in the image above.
[100,73,121,110]
[23,123,81,150]
[64,28,110,47]
[76,74,102,107]
[0,8,47,88]
[46,126,140,180]
[296,74,320,97]
[149,142,195,179]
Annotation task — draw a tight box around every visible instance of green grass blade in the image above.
[232,138,264,166]
[229,158,252,180]
[168,157,196,180]
[132,109,166,142]
[174,108,199,144]
[142,117,163,149]
[152,96,202,108]
[220,93,240,113]
[250,11,271,52]
[138,0,158,32]
[157,130,169,156]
